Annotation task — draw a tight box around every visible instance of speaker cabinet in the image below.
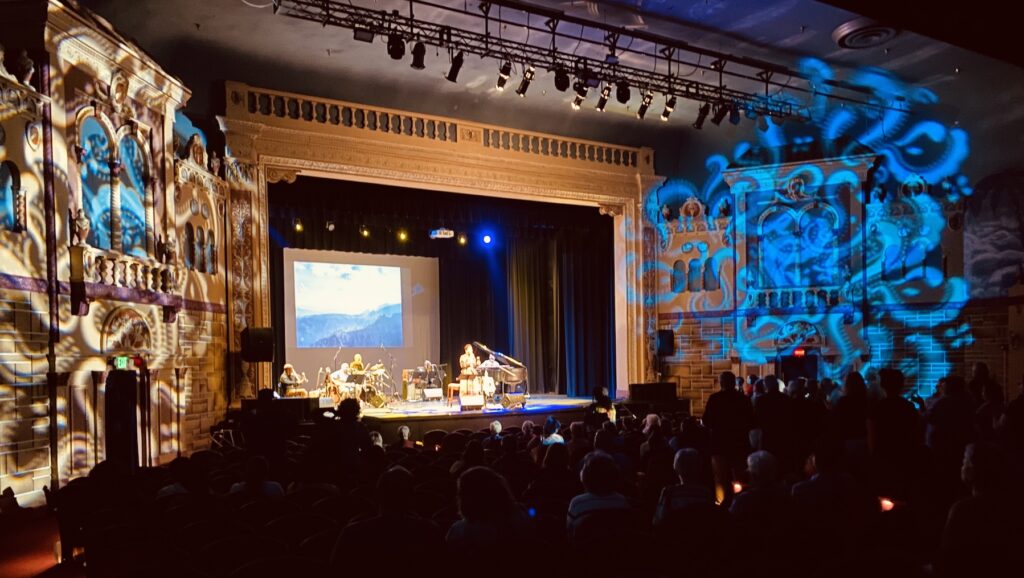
[460,394,484,411]
[501,393,527,409]
[656,329,675,357]
[241,327,275,362]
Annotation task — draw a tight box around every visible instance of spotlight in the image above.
[410,41,426,70]
[711,103,729,125]
[729,104,741,125]
[595,85,611,111]
[693,102,710,129]
[516,65,535,97]
[398,230,408,242]
[458,234,467,246]
[758,115,770,132]
[571,80,588,110]
[387,33,405,60]
[660,95,677,122]
[496,61,512,90]
[325,220,335,232]
[482,234,492,245]
[293,218,304,233]
[745,105,758,120]
[360,226,370,238]
[636,91,653,120]
[353,28,374,43]
[616,80,630,104]
[445,50,464,82]
[554,67,570,92]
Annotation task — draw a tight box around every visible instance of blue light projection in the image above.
[649,58,975,393]
[119,137,148,258]
[80,116,112,250]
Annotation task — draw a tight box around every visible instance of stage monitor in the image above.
[283,249,440,380]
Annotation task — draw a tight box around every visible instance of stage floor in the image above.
[362,394,590,442]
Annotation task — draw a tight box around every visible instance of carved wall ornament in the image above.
[774,320,824,349]
[25,121,41,150]
[72,208,91,246]
[102,307,154,354]
[783,176,810,201]
[109,70,129,109]
[265,167,298,184]
[187,134,207,167]
[599,204,623,217]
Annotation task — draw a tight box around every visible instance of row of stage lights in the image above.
[385,33,777,130]
[293,218,493,246]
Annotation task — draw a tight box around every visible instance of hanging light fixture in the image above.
[495,60,512,90]
[595,84,611,111]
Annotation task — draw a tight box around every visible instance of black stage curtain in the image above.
[267,177,615,397]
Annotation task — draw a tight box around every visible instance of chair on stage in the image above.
[446,382,460,406]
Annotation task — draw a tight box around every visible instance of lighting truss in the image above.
[272,0,900,120]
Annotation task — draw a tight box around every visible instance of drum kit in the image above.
[322,361,397,408]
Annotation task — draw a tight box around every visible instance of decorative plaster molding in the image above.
[265,167,298,184]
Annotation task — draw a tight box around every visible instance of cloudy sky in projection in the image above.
[294,262,401,316]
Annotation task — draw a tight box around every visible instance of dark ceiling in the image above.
[74,0,1023,179]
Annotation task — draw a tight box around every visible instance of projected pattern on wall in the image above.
[651,59,974,395]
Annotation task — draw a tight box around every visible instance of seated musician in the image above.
[350,353,365,372]
[330,363,350,384]
[458,343,480,379]
[278,363,307,396]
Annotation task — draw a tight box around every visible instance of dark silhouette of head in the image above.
[673,448,702,484]
[543,416,561,438]
[338,398,361,422]
[844,371,867,398]
[961,442,1008,495]
[542,442,570,471]
[377,466,415,514]
[720,371,737,391]
[764,375,780,394]
[457,466,515,523]
[461,440,485,466]
[945,375,967,396]
[879,368,906,398]
[973,362,990,381]
[594,429,616,453]
[580,452,620,496]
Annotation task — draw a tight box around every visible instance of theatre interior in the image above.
[1,0,1023,576]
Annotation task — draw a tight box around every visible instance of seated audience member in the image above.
[524,443,580,517]
[332,466,441,574]
[520,420,537,446]
[542,416,565,446]
[653,448,715,526]
[594,429,635,484]
[728,451,789,523]
[939,442,1024,578]
[446,467,531,551]
[450,440,486,478]
[566,421,592,466]
[229,456,284,498]
[483,420,503,450]
[493,435,537,497]
[157,456,206,498]
[566,452,631,541]
[791,440,873,536]
[388,425,416,451]
[369,431,384,449]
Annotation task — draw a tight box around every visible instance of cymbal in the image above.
[368,363,384,371]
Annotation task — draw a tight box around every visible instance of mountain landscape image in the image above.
[293,261,404,348]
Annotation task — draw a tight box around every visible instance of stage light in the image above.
[445,51,464,82]
[496,61,512,90]
[387,33,406,60]
[360,226,370,238]
[571,80,588,110]
[554,67,570,92]
[595,84,611,111]
[325,220,335,232]
[616,80,630,104]
[660,95,677,122]
[711,103,729,125]
[516,65,535,97]
[482,234,492,244]
[636,91,653,119]
[693,102,710,129]
[458,234,467,245]
[729,104,741,125]
[745,105,758,120]
[293,218,304,233]
[410,41,426,70]
[353,27,374,43]
[398,230,408,242]
[758,115,770,132]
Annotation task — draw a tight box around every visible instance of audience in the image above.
[55,365,1024,578]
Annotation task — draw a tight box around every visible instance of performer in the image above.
[278,364,307,397]
[458,343,480,379]
[350,353,365,372]
[330,363,351,384]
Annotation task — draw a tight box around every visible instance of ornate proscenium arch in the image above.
[218,81,664,391]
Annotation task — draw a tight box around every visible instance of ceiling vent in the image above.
[832,17,898,49]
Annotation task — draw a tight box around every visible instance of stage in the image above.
[362,395,590,443]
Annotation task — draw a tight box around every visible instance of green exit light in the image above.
[114,356,130,370]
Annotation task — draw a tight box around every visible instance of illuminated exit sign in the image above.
[114,356,131,370]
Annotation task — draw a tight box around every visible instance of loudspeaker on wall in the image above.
[241,327,275,362]
[656,329,675,357]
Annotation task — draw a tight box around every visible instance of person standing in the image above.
[703,371,753,503]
